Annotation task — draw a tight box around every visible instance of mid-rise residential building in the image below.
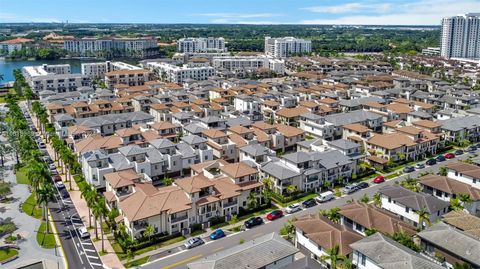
[22,64,91,93]
[64,37,159,58]
[144,61,214,83]
[0,37,32,54]
[212,55,285,74]
[81,61,141,79]
[264,36,312,58]
[104,69,152,89]
[441,13,480,59]
[177,37,226,53]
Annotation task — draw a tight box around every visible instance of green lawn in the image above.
[36,222,56,249]
[283,193,318,207]
[113,235,186,261]
[15,166,30,185]
[22,192,42,219]
[0,248,19,262]
[190,229,206,237]
[124,256,150,268]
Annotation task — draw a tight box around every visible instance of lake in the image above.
[0,58,103,83]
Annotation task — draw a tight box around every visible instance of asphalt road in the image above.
[142,152,472,269]
[21,102,103,269]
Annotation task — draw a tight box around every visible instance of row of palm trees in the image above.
[30,100,110,253]
[4,96,56,238]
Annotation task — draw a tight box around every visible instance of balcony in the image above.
[133,222,148,232]
[170,214,188,223]
[223,200,238,208]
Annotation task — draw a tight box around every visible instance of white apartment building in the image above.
[441,13,480,59]
[144,61,214,83]
[264,36,312,58]
[81,61,141,79]
[212,55,285,74]
[22,64,91,93]
[177,37,226,53]
[64,37,158,57]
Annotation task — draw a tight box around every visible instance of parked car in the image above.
[60,189,69,199]
[78,226,89,239]
[455,150,464,155]
[356,182,369,190]
[343,184,358,194]
[415,163,425,169]
[476,143,480,148]
[285,203,302,214]
[38,142,46,149]
[244,217,263,229]
[444,153,455,159]
[403,166,415,173]
[55,181,65,189]
[53,175,62,182]
[426,159,437,166]
[468,146,477,152]
[373,175,385,184]
[49,163,56,170]
[436,155,446,162]
[266,210,284,221]
[302,198,317,208]
[209,229,226,240]
[184,237,204,249]
[316,191,334,203]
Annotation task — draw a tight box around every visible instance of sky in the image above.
[0,0,479,25]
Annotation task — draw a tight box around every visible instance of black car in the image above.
[244,217,263,228]
[426,159,437,166]
[455,149,464,155]
[435,155,446,162]
[403,166,415,173]
[302,198,317,208]
[60,189,69,199]
[356,182,369,190]
[468,146,477,152]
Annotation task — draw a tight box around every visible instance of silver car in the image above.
[184,237,204,249]
[285,203,302,214]
[343,184,358,194]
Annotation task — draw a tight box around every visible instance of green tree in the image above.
[453,262,474,269]
[247,191,258,209]
[286,184,297,196]
[391,232,420,251]
[144,224,155,241]
[162,176,173,186]
[262,177,274,190]
[279,218,296,241]
[0,144,12,167]
[438,167,447,176]
[359,194,370,203]
[416,207,431,229]
[320,245,346,269]
[373,192,382,207]
[37,183,55,234]
[450,198,463,211]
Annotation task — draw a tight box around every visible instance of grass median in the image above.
[22,192,42,219]
[36,221,56,249]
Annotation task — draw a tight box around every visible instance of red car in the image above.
[373,175,385,184]
[53,175,62,182]
[266,210,284,221]
[444,153,455,159]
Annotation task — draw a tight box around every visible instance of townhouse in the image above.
[378,185,450,228]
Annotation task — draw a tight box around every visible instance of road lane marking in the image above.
[87,255,99,259]
[90,262,102,266]
[84,248,96,252]
[161,255,203,269]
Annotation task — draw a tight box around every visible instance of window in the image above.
[406,207,410,213]
[388,197,391,203]
[361,253,366,266]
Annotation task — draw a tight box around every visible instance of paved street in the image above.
[142,153,471,269]
[20,102,104,269]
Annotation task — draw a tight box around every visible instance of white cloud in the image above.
[301,0,480,25]
[302,3,392,14]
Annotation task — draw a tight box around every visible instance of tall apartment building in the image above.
[144,61,215,83]
[441,13,480,59]
[212,55,285,74]
[264,36,312,58]
[22,64,91,93]
[64,37,159,58]
[81,61,141,79]
[177,37,226,53]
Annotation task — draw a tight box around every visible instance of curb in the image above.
[48,208,69,269]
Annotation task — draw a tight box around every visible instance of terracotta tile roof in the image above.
[150,103,169,110]
[228,125,253,135]
[104,169,141,189]
[190,159,229,175]
[115,127,141,137]
[263,100,279,107]
[299,100,320,108]
[446,162,480,178]
[212,177,241,200]
[367,133,416,150]
[104,191,116,203]
[419,174,480,201]
[294,214,363,256]
[412,120,440,129]
[175,174,215,193]
[343,123,371,133]
[196,195,220,206]
[396,126,423,135]
[75,135,123,153]
[228,133,248,148]
[68,125,92,135]
[274,124,304,137]
[386,103,413,114]
[150,121,177,130]
[192,99,209,106]
[252,129,270,142]
[442,211,480,239]
[202,129,227,139]
[0,37,32,44]
[252,121,275,131]
[219,162,258,178]
[276,107,309,118]
[339,202,416,236]
[47,103,65,110]
[318,98,339,105]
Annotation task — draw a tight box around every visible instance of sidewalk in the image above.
[31,111,124,269]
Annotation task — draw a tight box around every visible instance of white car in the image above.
[285,203,302,214]
[55,181,65,189]
[78,226,89,239]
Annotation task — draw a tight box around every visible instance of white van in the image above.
[316,191,334,203]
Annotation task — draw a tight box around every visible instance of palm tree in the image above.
[321,208,341,223]
[162,176,173,186]
[247,191,258,209]
[450,198,463,211]
[458,193,473,205]
[359,194,369,203]
[286,184,297,196]
[320,245,346,269]
[83,185,97,228]
[373,192,382,207]
[416,207,431,229]
[279,218,296,241]
[144,224,155,241]
[438,167,447,176]
[92,196,108,250]
[0,144,11,167]
[262,177,274,190]
[37,183,55,234]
